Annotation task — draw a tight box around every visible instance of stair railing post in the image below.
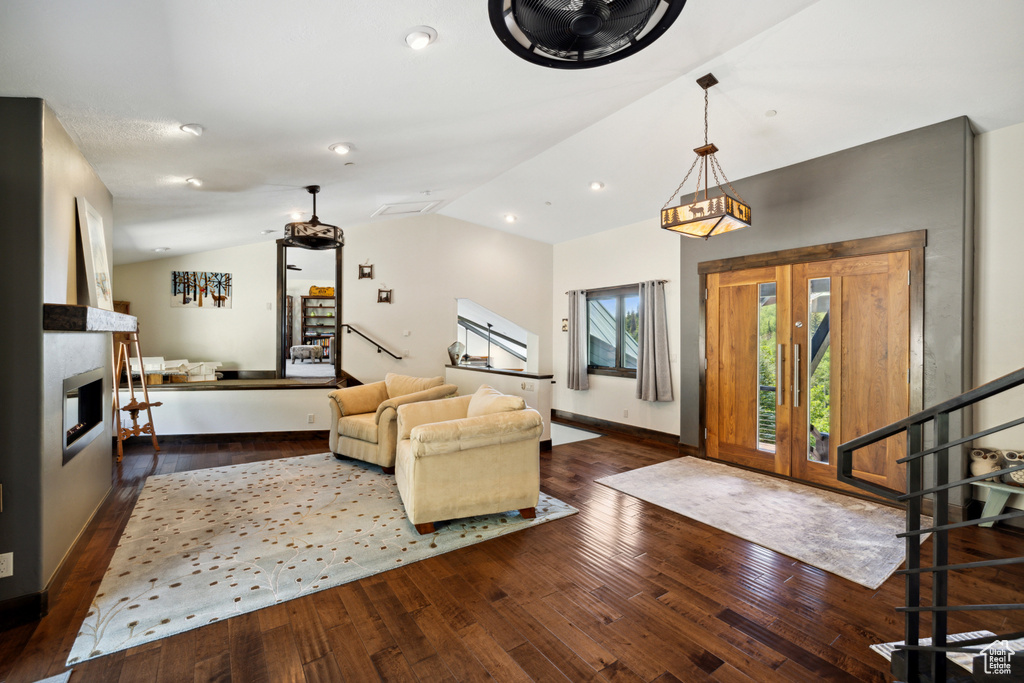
[905,421,924,682]
[931,412,950,681]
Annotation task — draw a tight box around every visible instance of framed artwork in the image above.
[76,197,113,310]
[377,288,392,304]
[358,264,374,279]
[171,271,233,308]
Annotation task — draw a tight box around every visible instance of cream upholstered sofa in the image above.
[395,384,543,534]
[327,373,457,473]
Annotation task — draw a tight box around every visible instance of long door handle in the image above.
[793,344,801,408]
[776,344,784,406]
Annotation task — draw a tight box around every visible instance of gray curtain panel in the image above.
[567,290,589,391]
[636,280,673,402]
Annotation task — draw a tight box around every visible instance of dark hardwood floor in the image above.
[3,432,1024,682]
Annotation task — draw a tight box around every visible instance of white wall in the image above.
[113,241,278,370]
[552,217,682,436]
[121,388,335,435]
[112,213,553,385]
[974,121,1024,508]
[341,213,552,382]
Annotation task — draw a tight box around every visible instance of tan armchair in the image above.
[328,373,457,473]
[395,385,543,534]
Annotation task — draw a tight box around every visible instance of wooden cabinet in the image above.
[301,295,335,359]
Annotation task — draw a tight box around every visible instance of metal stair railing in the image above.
[837,366,1024,682]
[339,324,403,360]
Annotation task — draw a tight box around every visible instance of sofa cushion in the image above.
[338,412,379,444]
[467,384,525,418]
[385,373,444,398]
[329,381,387,417]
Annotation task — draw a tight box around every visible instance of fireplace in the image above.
[63,367,104,464]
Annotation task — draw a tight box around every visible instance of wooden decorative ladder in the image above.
[111,329,161,461]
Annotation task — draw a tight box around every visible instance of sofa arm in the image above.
[397,395,472,439]
[409,409,543,458]
[376,383,458,425]
[328,381,387,417]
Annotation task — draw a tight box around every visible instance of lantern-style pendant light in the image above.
[661,74,751,239]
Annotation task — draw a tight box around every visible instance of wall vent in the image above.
[370,200,440,218]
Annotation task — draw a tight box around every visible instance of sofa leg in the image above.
[414,522,436,535]
[332,452,344,461]
[381,465,395,475]
[519,507,536,519]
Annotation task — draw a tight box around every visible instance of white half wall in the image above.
[121,388,335,435]
[113,242,279,370]
[552,217,682,437]
[974,120,1024,508]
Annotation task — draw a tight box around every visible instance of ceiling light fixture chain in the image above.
[661,154,700,210]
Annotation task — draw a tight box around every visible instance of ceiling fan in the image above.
[488,0,687,69]
[282,185,344,250]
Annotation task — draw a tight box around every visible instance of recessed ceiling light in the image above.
[505,214,517,223]
[765,109,778,118]
[590,181,605,191]
[180,123,204,136]
[261,229,276,235]
[152,247,171,253]
[185,177,203,187]
[329,142,352,155]
[405,26,437,50]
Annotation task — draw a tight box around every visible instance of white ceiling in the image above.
[2,0,1023,264]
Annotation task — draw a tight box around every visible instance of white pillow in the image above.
[466,384,525,418]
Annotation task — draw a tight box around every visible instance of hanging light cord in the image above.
[661,81,746,209]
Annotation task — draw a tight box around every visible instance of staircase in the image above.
[838,367,1024,682]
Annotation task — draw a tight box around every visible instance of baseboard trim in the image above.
[0,591,46,631]
[552,410,680,448]
[0,482,114,631]
[117,430,330,446]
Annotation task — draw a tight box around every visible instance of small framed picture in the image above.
[561,318,569,332]
[358,264,374,279]
[377,289,392,304]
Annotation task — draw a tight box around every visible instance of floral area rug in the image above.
[597,456,925,589]
[68,453,576,664]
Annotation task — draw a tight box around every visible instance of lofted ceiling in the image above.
[2,0,1023,265]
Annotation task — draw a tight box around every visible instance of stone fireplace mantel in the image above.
[43,304,136,332]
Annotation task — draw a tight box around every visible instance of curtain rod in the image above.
[565,280,668,295]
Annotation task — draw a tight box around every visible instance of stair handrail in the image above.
[837,365,1024,682]
[339,324,402,360]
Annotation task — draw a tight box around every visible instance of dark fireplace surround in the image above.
[62,367,104,464]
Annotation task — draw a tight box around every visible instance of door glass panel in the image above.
[756,282,777,453]
[807,278,831,464]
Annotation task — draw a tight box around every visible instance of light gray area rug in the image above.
[68,453,576,665]
[551,423,602,446]
[597,456,923,589]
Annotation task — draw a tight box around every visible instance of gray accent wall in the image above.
[679,117,974,503]
[0,97,114,610]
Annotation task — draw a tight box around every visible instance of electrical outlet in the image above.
[0,552,12,579]
[623,409,629,418]
[307,414,315,424]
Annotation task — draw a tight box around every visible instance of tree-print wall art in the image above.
[171,271,233,308]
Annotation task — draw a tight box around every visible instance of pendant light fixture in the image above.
[283,185,344,250]
[660,74,751,239]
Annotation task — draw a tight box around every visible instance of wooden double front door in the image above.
[703,235,923,495]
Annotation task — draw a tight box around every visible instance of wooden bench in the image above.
[974,480,1024,527]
